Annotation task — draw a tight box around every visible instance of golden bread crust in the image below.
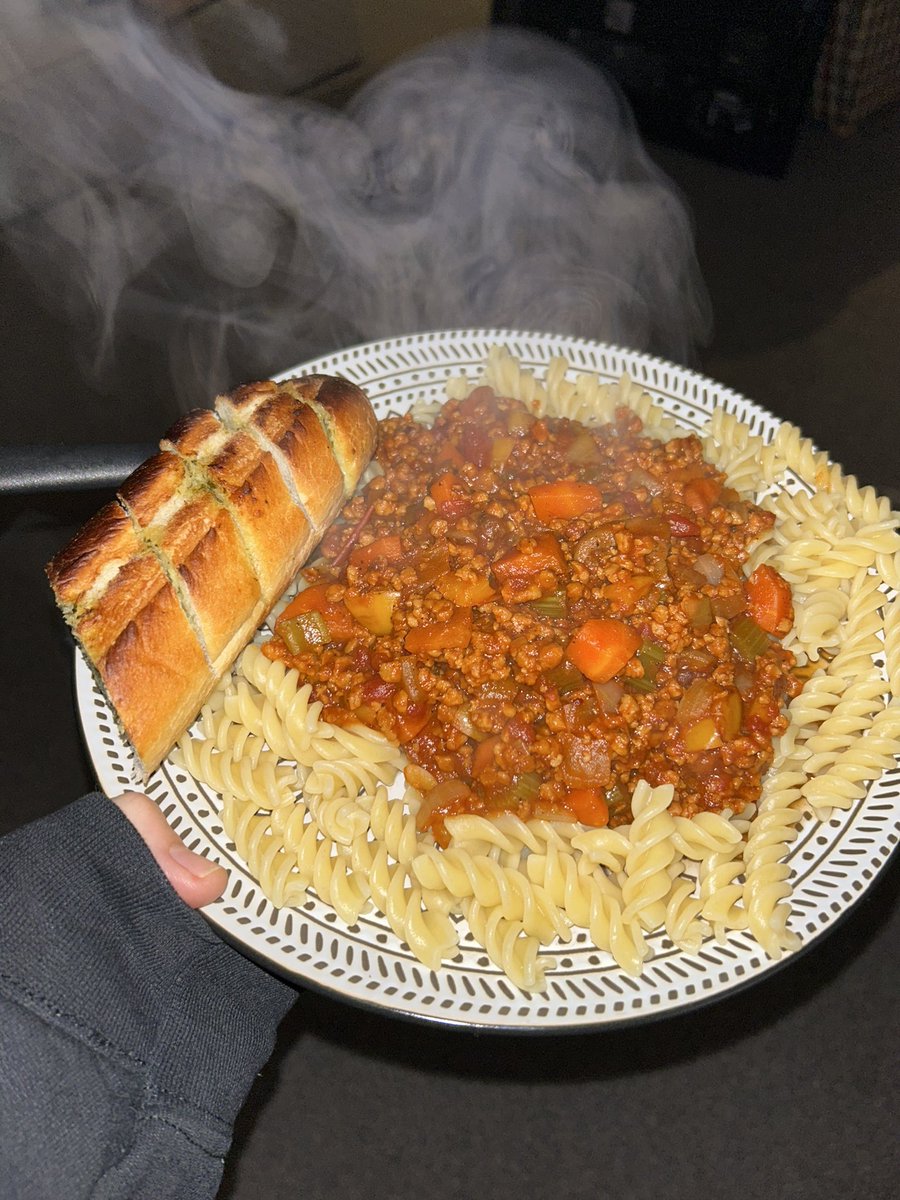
[47,372,377,777]
[118,452,191,525]
[241,390,344,532]
[202,429,316,601]
[284,375,378,497]
[154,492,263,665]
[73,553,172,662]
[162,408,226,459]
[46,501,144,615]
[98,582,213,773]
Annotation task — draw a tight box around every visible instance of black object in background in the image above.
[493,0,833,176]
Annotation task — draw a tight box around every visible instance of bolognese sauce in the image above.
[264,386,800,845]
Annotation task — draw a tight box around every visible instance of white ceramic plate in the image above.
[78,328,900,1031]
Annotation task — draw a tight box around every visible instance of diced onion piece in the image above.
[565,430,602,464]
[416,779,472,829]
[676,678,719,729]
[400,656,422,703]
[454,706,489,742]
[733,668,755,696]
[711,591,745,619]
[678,647,717,674]
[491,436,516,466]
[591,679,624,713]
[693,554,724,585]
[507,406,535,435]
[682,594,713,630]
[627,467,663,496]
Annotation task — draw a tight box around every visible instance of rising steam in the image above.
[0,1,710,407]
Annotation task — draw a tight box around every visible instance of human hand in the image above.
[111,791,228,908]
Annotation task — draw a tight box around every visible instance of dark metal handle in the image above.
[0,443,155,495]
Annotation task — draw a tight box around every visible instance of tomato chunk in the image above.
[430,472,472,518]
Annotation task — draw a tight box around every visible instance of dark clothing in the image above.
[0,793,297,1199]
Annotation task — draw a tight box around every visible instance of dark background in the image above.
[1,10,898,1199]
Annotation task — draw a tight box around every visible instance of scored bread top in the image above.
[46,371,378,776]
[200,428,316,603]
[218,385,344,533]
[160,407,317,603]
[118,451,264,672]
[50,517,213,776]
[282,375,379,498]
[99,579,213,775]
[46,500,145,619]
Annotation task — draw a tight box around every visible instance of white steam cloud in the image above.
[1,1,710,406]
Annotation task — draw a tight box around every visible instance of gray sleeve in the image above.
[0,792,298,1200]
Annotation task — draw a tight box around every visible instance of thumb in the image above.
[111,791,228,909]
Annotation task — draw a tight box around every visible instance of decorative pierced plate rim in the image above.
[78,328,900,1032]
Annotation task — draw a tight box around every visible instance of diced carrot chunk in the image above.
[566,788,610,827]
[746,564,794,637]
[404,606,472,653]
[493,533,566,584]
[528,480,604,521]
[566,618,642,683]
